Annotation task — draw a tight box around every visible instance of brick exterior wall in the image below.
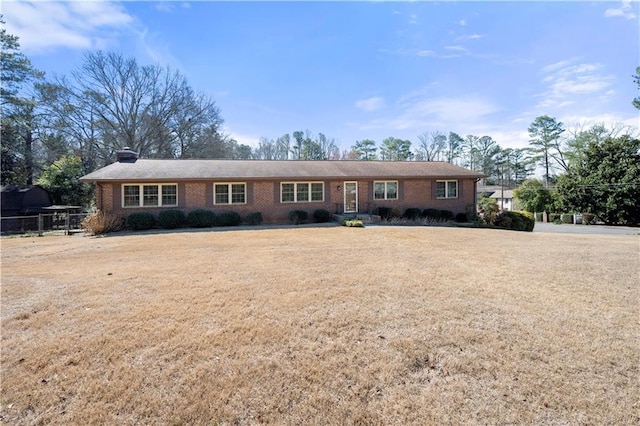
[98,183,113,212]
[185,182,207,209]
[95,178,477,224]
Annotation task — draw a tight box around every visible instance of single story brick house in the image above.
[80,149,484,224]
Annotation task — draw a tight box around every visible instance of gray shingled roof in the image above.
[489,189,514,199]
[80,159,485,182]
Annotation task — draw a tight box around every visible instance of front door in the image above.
[344,181,358,213]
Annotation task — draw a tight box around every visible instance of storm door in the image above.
[344,181,358,213]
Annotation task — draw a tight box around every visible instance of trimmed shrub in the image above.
[126,212,156,231]
[561,213,573,224]
[454,212,468,223]
[217,211,242,227]
[493,212,513,229]
[374,207,393,220]
[518,211,535,231]
[288,210,309,225]
[313,209,332,223]
[493,211,535,232]
[81,210,124,235]
[403,208,422,220]
[390,208,402,219]
[423,208,441,220]
[583,213,596,225]
[549,213,561,223]
[187,209,218,228]
[246,212,263,226]
[440,210,454,221]
[158,210,186,229]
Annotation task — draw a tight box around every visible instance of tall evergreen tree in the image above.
[1,17,44,185]
[380,137,412,161]
[528,115,565,188]
[351,139,377,160]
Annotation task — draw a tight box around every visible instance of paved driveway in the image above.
[533,222,639,235]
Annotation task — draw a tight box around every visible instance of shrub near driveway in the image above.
[493,210,535,232]
[1,228,637,425]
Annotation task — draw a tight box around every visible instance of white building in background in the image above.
[490,189,515,211]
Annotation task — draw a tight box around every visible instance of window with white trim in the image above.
[122,184,178,207]
[374,181,398,200]
[281,182,324,203]
[436,180,458,199]
[214,183,246,205]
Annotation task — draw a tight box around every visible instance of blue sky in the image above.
[3,1,639,151]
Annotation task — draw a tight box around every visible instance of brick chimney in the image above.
[116,147,138,163]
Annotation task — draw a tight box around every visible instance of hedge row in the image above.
[126,209,261,231]
[126,208,336,230]
[288,209,333,225]
[372,207,465,222]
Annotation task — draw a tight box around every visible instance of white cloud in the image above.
[154,1,191,13]
[541,60,574,74]
[604,0,637,19]
[380,48,461,59]
[226,130,260,148]
[355,97,385,112]
[402,96,500,125]
[458,19,467,27]
[559,113,640,134]
[154,2,175,13]
[355,90,500,135]
[456,34,486,41]
[537,61,614,110]
[2,1,134,53]
[2,1,186,69]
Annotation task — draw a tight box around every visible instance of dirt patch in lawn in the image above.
[1,226,638,424]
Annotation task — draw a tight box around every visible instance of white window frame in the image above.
[373,181,398,200]
[280,182,324,203]
[436,180,458,199]
[214,182,247,205]
[122,183,178,208]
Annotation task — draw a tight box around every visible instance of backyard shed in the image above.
[1,185,53,217]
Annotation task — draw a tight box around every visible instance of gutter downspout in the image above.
[474,177,481,220]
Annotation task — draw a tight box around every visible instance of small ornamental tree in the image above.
[37,155,93,207]
[478,196,499,224]
[513,179,557,213]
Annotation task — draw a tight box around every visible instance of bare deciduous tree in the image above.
[38,51,224,170]
[417,131,445,161]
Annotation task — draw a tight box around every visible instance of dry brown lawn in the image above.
[1,226,638,425]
